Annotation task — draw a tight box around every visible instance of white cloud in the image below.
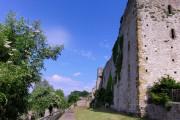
[73,72,81,77]
[45,28,70,47]
[51,74,61,81]
[71,49,96,61]
[49,74,79,85]
[45,74,95,95]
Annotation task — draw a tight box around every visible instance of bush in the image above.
[94,88,106,104]
[92,74,114,108]
[149,75,180,106]
[0,92,7,106]
[150,93,169,105]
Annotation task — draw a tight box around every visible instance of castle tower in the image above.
[101,0,180,116]
[136,0,180,116]
[96,67,103,90]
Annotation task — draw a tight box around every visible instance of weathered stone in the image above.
[94,0,180,117]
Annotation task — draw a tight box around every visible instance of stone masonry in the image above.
[96,0,180,117]
[96,67,103,90]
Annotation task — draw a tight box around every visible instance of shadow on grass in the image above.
[88,107,148,120]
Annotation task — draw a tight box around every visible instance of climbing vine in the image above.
[92,73,114,107]
[107,73,113,91]
[112,36,124,83]
[106,73,114,104]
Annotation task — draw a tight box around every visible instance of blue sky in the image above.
[0,0,127,95]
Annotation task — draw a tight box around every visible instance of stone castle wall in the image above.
[136,0,180,115]
[112,0,138,114]
[101,57,114,89]
[98,0,180,116]
[101,0,139,114]
[96,67,103,90]
[147,103,180,120]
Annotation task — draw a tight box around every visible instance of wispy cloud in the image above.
[71,49,96,61]
[73,72,81,77]
[104,55,110,60]
[99,40,112,50]
[45,74,94,95]
[45,28,71,47]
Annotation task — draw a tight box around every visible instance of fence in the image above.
[162,89,180,102]
[171,89,180,102]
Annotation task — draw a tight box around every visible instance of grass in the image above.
[75,107,143,120]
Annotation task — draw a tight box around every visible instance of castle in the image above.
[95,0,180,116]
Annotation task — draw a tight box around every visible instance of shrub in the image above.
[150,93,169,105]
[149,75,180,106]
[0,92,7,106]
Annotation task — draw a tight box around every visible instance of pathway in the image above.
[59,109,75,120]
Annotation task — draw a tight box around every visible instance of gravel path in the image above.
[59,110,75,120]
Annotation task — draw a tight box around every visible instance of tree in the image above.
[67,90,90,105]
[70,90,89,97]
[29,80,67,117]
[55,89,65,98]
[55,89,69,109]
[0,12,63,119]
[68,94,79,104]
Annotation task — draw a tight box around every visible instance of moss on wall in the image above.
[112,36,124,83]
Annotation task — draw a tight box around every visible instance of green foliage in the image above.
[105,74,113,104]
[71,90,89,97]
[68,94,80,104]
[149,75,180,106]
[0,12,63,119]
[29,80,67,116]
[55,89,69,109]
[150,93,169,105]
[0,62,31,118]
[56,89,65,98]
[68,90,89,105]
[112,36,124,83]
[93,74,114,107]
[0,92,7,106]
[106,74,113,91]
[94,88,106,107]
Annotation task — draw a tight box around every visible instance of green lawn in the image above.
[75,107,142,120]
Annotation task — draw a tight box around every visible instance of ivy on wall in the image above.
[112,36,124,84]
[107,73,113,91]
[105,73,114,104]
[91,73,114,108]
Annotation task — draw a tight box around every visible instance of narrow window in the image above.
[128,41,130,51]
[128,64,130,72]
[171,29,175,39]
[168,5,172,14]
